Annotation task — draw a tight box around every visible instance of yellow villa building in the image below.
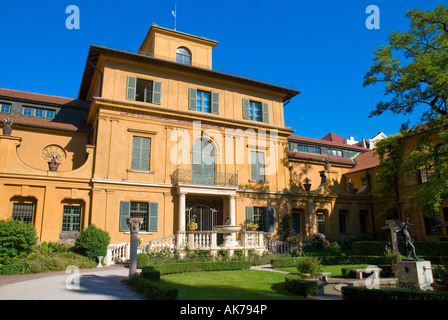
[1,25,446,260]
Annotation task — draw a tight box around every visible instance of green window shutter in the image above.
[211,92,219,114]
[246,206,254,226]
[149,202,159,232]
[152,81,162,105]
[132,137,151,171]
[261,102,269,123]
[242,98,250,120]
[189,88,197,110]
[119,201,131,232]
[267,207,275,232]
[258,152,265,181]
[250,151,258,181]
[127,76,137,101]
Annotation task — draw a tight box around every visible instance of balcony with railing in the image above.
[171,168,238,187]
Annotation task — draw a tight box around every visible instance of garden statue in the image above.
[393,218,420,260]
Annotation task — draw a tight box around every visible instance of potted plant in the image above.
[47,154,61,172]
[187,221,198,231]
[287,235,300,244]
[247,223,259,231]
[2,118,13,136]
[137,238,143,246]
[303,177,311,191]
[324,158,331,170]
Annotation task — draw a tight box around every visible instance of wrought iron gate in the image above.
[186,204,218,231]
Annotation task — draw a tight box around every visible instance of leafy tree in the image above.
[400,120,448,216]
[363,5,448,123]
[365,5,448,220]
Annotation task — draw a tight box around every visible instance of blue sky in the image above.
[0,0,444,141]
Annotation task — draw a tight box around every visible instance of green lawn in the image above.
[159,270,302,300]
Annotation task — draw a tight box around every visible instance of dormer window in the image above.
[176,47,191,65]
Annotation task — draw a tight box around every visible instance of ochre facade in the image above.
[1,25,446,248]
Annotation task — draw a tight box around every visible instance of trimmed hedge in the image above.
[130,274,178,300]
[142,261,251,276]
[342,286,448,300]
[352,241,448,257]
[284,275,318,297]
[270,256,390,267]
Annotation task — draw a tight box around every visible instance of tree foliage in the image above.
[374,118,448,218]
[373,133,404,218]
[364,5,448,122]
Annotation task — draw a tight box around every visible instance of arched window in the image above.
[176,47,191,65]
[192,139,215,184]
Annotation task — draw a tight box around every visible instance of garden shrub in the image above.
[0,242,97,275]
[341,286,448,300]
[137,253,150,269]
[284,275,318,297]
[352,241,448,256]
[74,225,110,260]
[130,274,178,300]
[433,257,448,287]
[0,219,37,263]
[296,257,323,278]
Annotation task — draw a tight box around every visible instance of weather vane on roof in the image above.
[172,2,177,31]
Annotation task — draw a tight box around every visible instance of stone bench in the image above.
[350,268,382,280]
[320,272,331,282]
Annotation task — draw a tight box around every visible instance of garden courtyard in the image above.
[1,219,448,301]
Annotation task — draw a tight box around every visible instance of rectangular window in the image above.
[253,207,267,231]
[316,213,325,233]
[34,108,44,118]
[62,205,82,232]
[0,103,11,113]
[328,149,343,157]
[196,90,211,113]
[292,213,301,234]
[360,210,368,234]
[249,101,261,122]
[131,136,151,171]
[189,88,219,114]
[425,211,442,235]
[242,99,269,123]
[251,151,265,182]
[127,76,162,105]
[130,202,150,232]
[339,212,346,233]
[12,202,34,224]
[45,110,56,119]
[23,107,33,116]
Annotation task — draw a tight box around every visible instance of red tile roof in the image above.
[321,132,346,143]
[0,88,90,110]
[287,150,356,166]
[0,114,92,133]
[344,150,379,174]
[288,135,369,151]
[0,88,92,132]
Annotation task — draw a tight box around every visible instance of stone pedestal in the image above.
[127,218,143,278]
[396,260,433,290]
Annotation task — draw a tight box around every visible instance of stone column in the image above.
[386,219,399,253]
[127,218,143,278]
[178,192,186,232]
[229,195,236,242]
